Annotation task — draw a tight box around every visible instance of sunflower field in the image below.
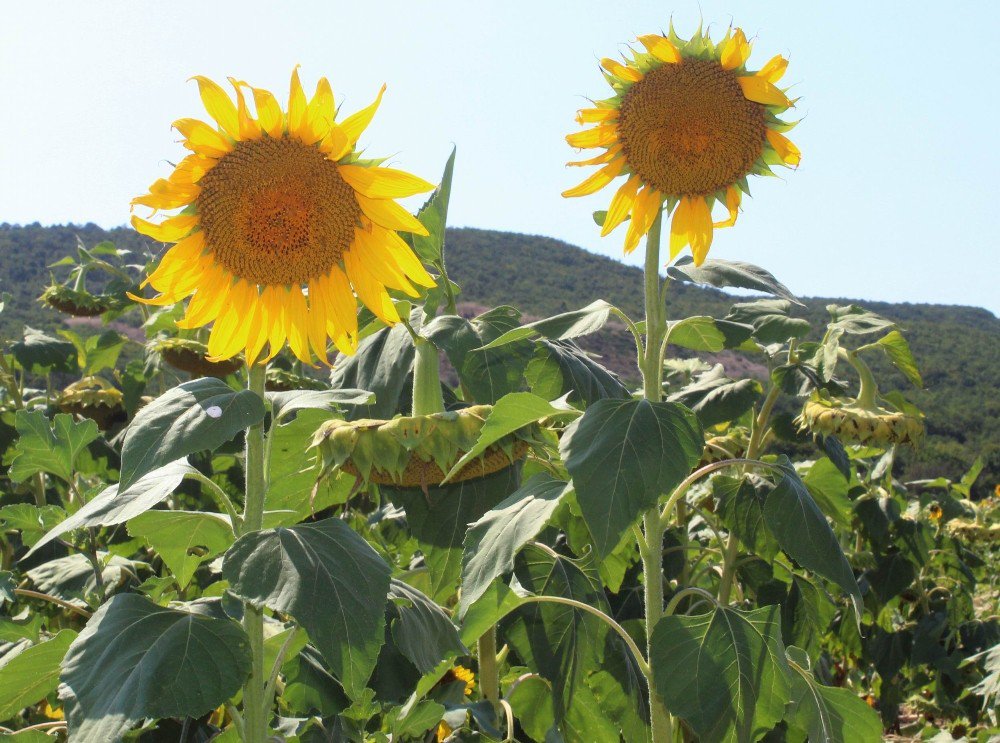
[1,21,999,743]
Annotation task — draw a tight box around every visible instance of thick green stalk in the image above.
[840,348,879,409]
[477,625,500,710]
[411,337,445,416]
[638,211,673,743]
[241,363,268,743]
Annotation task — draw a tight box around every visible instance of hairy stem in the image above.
[240,363,269,743]
[412,336,445,416]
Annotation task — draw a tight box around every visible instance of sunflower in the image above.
[563,25,800,263]
[130,69,437,364]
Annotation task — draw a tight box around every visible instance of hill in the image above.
[1,222,997,489]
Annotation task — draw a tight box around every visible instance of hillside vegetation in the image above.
[2,222,997,489]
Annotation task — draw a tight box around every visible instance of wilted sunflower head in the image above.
[795,395,924,447]
[130,68,437,366]
[563,25,799,263]
[40,285,115,318]
[151,337,243,378]
[57,376,125,430]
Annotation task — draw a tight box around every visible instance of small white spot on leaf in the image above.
[205,405,223,419]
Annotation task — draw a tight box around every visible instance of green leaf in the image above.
[283,644,350,717]
[866,552,916,604]
[875,330,922,387]
[8,410,99,484]
[459,579,525,648]
[826,304,896,335]
[459,473,567,615]
[268,388,375,422]
[764,458,863,616]
[119,378,266,491]
[84,330,127,375]
[25,460,193,558]
[528,339,630,406]
[651,605,791,743]
[667,257,804,306]
[26,553,140,607]
[10,327,76,373]
[409,146,455,265]
[0,630,76,720]
[59,594,250,742]
[506,545,608,719]
[0,571,13,607]
[714,475,778,561]
[726,300,811,345]
[388,579,466,674]
[478,300,615,350]
[560,398,703,557]
[386,465,520,603]
[331,322,415,420]
[802,457,854,529]
[784,646,882,742]
[0,504,66,548]
[222,517,391,699]
[667,316,755,352]
[782,575,837,658]
[127,510,234,588]
[667,364,762,428]
[444,392,562,482]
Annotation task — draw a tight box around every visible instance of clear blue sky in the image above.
[2,1,997,313]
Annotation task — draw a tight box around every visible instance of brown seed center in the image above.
[197,137,361,285]
[618,59,766,197]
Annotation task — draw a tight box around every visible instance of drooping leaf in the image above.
[782,575,837,658]
[388,579,466,674]
[666,316,755,352]
[802,457,854,529]
[764,458,863,616]
[268,388,375,422]
[8,410,99,484]
[650,605,791,743]
[784,646,883,742]
[874,330,922,388]
[119,378,265,491]
[478,300,615,349]
[866,552,916,604]
[331,321,415,420]
[444,392,562,481]
[528,339,630,406]
[26,553,140,607]
[0,630,76,720]
[26,460,194,558]
[11,327,76,373]
[386,464,521,603]
[560,398,703,557]
[283,644,351,717]
[459,473,567,614]
[726,300,811,345]
[667,364,762,428]
[59,594,250,742]
[667,256,803,305]
[222,517,391,698]
[714,475,778,561]
[826,304,896,335]
[127,510,234,588]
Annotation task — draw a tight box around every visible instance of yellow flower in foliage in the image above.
[928,504,943,521]
[563,25,799,263]
[130,69,436,365]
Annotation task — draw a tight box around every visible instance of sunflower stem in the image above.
[638,209,674,743]
[240,362,269,743]
[840,348,879,409]
[477,625,501,713]
[411,336,445,416]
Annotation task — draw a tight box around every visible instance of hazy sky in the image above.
[2,1,997,313]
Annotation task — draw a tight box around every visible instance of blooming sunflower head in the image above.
[563,25,800,263]
[130,68,437,365]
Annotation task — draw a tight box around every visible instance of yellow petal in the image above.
[669,198,691,260]
[601,176,640,236]
[737,76,791,108]
[283,285,313,364]
[344,249,399,324]
[757,54,788,84]
[177,265,229,329]
[766,129,801,166]
[320,266,359,346]
[250,86,284,138]
[352,229,417,296]
[575,107,618,125]
[721,29,751,70]
[340,84,386,148]
[288,66,308,141]
[245,299,269,367]
[356,193,429,236]
[146,252,211,299]
[190,76,239,139]
[566,123,619,150]
[131,214,199,243]
[304,77,335,144]
[561,159,625,198]
[637,34,681,64]
[670,197,714,265]
[713,186,741,229]
[378,228,437,288]
[131,179,200,211]
[339,165,435,199]
[208,279,255,361]
[262,286,288,362]
[169,154,215,185]
[568,144,622,167]
[306,280,331,364]
[228,78,261,140]
[173,118,232,158]
[600,58,643,83]
[624,187,662,254]
[319,124,350,160]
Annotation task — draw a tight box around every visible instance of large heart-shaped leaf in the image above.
[11,327,77,373]
[59,594,250,742]
[651,605,791,743]
[330,322,414,420]
[8,411,99,484]
[388,579,466,674]
[127,510,234,588]
[560,398,703,557]
[222,517,391,698]
[459,473,567,615]
[667,257,803,306]
[120,378,265,491]
[667,365,762,428]
[666,316,755,352]
[528,339,630,406]
[25,460,193,558]
[478,300,616,350]
[0,630,76,720]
